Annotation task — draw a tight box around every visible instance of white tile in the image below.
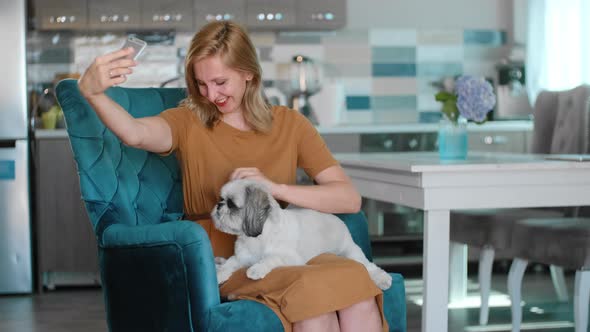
[270,45,325,63]
[260,61,278,80]
[341,78,372,95]
[370,29,417,46]
[462,61,497,78]
[416,45,464,62]
[343,110,373,124]
[417,29,462,45]
[372,77,417,95]
[325,45,371,64]
[417,93,442,112]
[373,109,419,124]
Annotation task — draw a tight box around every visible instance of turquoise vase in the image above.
[438,116,468,160]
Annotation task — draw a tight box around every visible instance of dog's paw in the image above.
[370,269,393,290]
[246,263,271,280]
[214,256,227,266]
[216,268,232,285]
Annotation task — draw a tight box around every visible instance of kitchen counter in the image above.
[35,120,533,138]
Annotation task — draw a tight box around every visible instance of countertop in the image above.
[35,120,533,139]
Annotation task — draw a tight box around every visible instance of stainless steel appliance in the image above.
[289,55,321,124]
[0,0,32,293]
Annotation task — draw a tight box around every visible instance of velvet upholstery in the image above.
[55,79,406,332]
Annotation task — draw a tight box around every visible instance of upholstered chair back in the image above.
[55,79,186,237]
[532,85,590,154]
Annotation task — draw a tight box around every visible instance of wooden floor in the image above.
[0,266,580,332]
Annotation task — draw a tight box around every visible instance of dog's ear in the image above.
[242,184,271,237]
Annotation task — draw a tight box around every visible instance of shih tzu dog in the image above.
[210,179,392,290]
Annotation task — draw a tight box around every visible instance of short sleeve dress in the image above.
[159,106,388,332]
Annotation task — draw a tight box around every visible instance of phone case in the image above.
[122,37,147,60]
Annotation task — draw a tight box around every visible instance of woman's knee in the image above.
[293,312,339,332]
[339,298,379,317]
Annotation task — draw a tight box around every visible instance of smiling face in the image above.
[193,55,254,116]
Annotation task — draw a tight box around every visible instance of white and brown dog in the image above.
[211,179,392,290]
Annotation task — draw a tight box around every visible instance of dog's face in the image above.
[211,179,274,237]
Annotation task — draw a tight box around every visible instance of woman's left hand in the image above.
[230,167,280,196]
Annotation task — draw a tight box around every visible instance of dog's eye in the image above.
[226,198,236,209]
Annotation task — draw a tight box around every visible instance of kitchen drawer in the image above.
[361,133,438,153]
[468,131,528,153]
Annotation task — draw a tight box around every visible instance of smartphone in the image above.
[121,36,147,60]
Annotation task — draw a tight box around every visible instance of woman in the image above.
[78,21,387,332]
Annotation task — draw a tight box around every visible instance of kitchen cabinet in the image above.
[34,0,88,30]
[245,0,296,30]
[142,0,194,31]
[296,0,346,30]
[34,135,100,291]
[88,0,141,30]
[33,0,346,31]
[195,0,247,29]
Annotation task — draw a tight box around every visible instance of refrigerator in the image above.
[0,0,32,293]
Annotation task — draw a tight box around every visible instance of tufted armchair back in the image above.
[55,79,185,236]
[532,85,590,154]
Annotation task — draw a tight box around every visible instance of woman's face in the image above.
[193,55,253,116]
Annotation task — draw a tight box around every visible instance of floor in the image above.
[0,265,581,332]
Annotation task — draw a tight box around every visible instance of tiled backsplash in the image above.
[27,28,508,124]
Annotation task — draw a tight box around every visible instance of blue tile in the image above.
[346,96,371,110]
[371,96,417,110]
[464,30,507,46]
[417,63,463,77]
[372,47,416,63]
[372,63,416,77]
[419,112,443,123]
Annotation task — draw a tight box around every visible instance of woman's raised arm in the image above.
[78,47,172,153]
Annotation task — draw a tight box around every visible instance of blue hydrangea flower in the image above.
[454,76,496,122]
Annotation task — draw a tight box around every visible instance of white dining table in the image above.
[335,152,590,332]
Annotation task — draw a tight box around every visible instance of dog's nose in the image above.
[216,201,224,209]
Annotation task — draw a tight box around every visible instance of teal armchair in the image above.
[55,79,406,332]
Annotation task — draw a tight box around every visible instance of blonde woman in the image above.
[78,21,387,332]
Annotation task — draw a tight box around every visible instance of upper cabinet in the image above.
[88,0,141,30]
[142,0,194,31]
[34,0,88,30]
[194,0,246,29]
[296,0,346,30]
[33,0,346,31]
[246,0,296,30]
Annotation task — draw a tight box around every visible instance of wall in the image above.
[27,0,514,125]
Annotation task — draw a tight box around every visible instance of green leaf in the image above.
[435,91,456,102]
[441,100,459,124]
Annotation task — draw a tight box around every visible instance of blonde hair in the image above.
[181,21,272,132]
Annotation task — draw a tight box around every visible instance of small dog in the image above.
[211,179,392,290]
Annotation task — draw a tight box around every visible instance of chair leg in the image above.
[508,258,528,332]
[478,246,495,325]
[574,270,590,332]
[549,265,569,302]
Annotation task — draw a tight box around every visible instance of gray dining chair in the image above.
[450,84,590,326]
[507,84,590,332]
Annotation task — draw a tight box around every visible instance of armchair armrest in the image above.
[336,211,373,261]
[99,220,219,332]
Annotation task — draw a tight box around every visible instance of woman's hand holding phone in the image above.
[78,47,138,99]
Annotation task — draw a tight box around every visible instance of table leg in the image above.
[422,209,450,332]
[449,242,468,303]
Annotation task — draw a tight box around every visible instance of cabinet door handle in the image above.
[482,135,508,145]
